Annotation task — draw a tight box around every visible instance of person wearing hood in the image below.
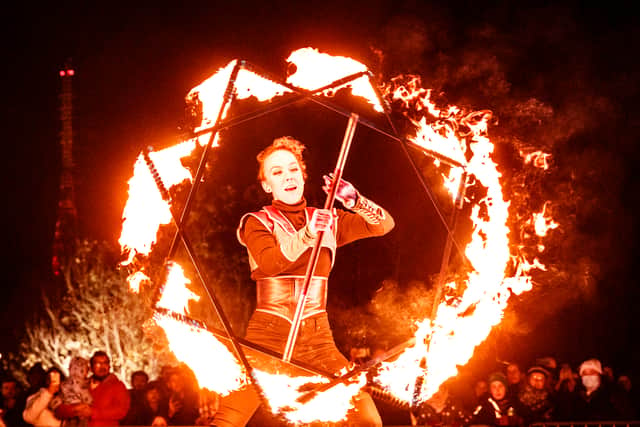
[518,366,553,425]
[55,352,130,427]
[470,372,522,427]
[574,358,615,420]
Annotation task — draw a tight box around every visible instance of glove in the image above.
[322,174,359,209]
[279,209,332,261]
[307,208,332,235]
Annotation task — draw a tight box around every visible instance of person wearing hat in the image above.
[470,372,521,427]
[574,358,615,420]
[505,363,524,404]
[518,366,553,425]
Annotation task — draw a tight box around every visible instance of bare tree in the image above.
[16,239,175,385]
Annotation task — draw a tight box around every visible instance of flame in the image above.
[530,202,559,237]
[521,150,552,170]
[371,76,549,403]
[286,47,383,112]
[126,270,150,293]
[153,262,363,420]
[189,61,292,146]
[118,50,557,421]
[255,371,364,424]
[119,140,196,265]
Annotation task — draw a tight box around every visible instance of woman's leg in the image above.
[213,312,283,427]
[295,314,383,427]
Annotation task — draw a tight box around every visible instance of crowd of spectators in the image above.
[0,351,217,427]
[1,350,637,427]
[392,355,638,426]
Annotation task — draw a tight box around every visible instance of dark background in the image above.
[1,0,639,385]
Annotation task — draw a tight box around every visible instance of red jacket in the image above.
[55,374,130,427]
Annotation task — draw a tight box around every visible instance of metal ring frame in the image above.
[140,59,471,411]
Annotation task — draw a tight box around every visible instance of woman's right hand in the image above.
[308,209,332,235]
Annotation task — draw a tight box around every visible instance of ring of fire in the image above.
[118,47,555,424]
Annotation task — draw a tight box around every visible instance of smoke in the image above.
[367,7,639,342]
[331,279,436,352]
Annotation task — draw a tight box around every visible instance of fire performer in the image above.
[213,136,394,426]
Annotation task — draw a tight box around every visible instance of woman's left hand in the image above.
[322,174,358,208]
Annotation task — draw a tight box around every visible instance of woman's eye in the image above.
[273,170,282,176]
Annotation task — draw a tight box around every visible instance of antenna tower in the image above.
[52,61,78,275]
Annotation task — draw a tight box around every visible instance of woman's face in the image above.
[261,149,305,205]
[146,388,161,406]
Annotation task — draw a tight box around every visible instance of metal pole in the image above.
[429,171,468,320]
[409,172,468,414]
[282,112,360,362]
[154,307,334,378]
[295,337,417,403]
[166,61,241,259]
[368,75,469,262]
[141,148,258,388]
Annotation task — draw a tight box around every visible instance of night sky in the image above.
[2,1,639,383]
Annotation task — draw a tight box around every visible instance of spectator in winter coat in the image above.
[56,357,92,427]
[1,376,27,427]
[574,358,615,420]
[553,363,580,421]
[23,367,63,427]
[518,366,553,425]
[55,351,130,427]
[505,363,524,404]
[121,370,150,426]
[471,372,522,427]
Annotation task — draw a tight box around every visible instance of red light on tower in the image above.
[67,69,75,76]
[59,70,66,77]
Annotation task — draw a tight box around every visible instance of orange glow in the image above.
[286,47,383,112]
[521,150,552,170]
[372,77,549,402]
[531,202,559,238]
[119,140,196,265]
[119,49,557,420]
[126,270,150,293]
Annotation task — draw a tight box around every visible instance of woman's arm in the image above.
[336,200,395,247]
[23,389,54,424]
[242,216,316,276]
[322,175,394,246]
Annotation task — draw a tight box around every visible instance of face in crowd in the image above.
[506,364,522,385]
[581,367,601,391]
[145,386,162,408]
[474,380,488,398]
[168,372,185,394]
[261,149,305,205]
[91,354,111,381]
[1,381,17,400]
[132,372,149,391]
[528,372,547,391]
[489,380,506,401]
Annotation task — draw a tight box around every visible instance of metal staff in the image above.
[282,112,360,362]
[409,171,468,414]
[296,170,464,402]
[141,148,258,391]
[296,337,417,403]
[154,307,335,378]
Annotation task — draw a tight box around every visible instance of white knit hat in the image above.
[579,358,603,376]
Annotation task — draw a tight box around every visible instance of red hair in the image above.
[256,136,307,181]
